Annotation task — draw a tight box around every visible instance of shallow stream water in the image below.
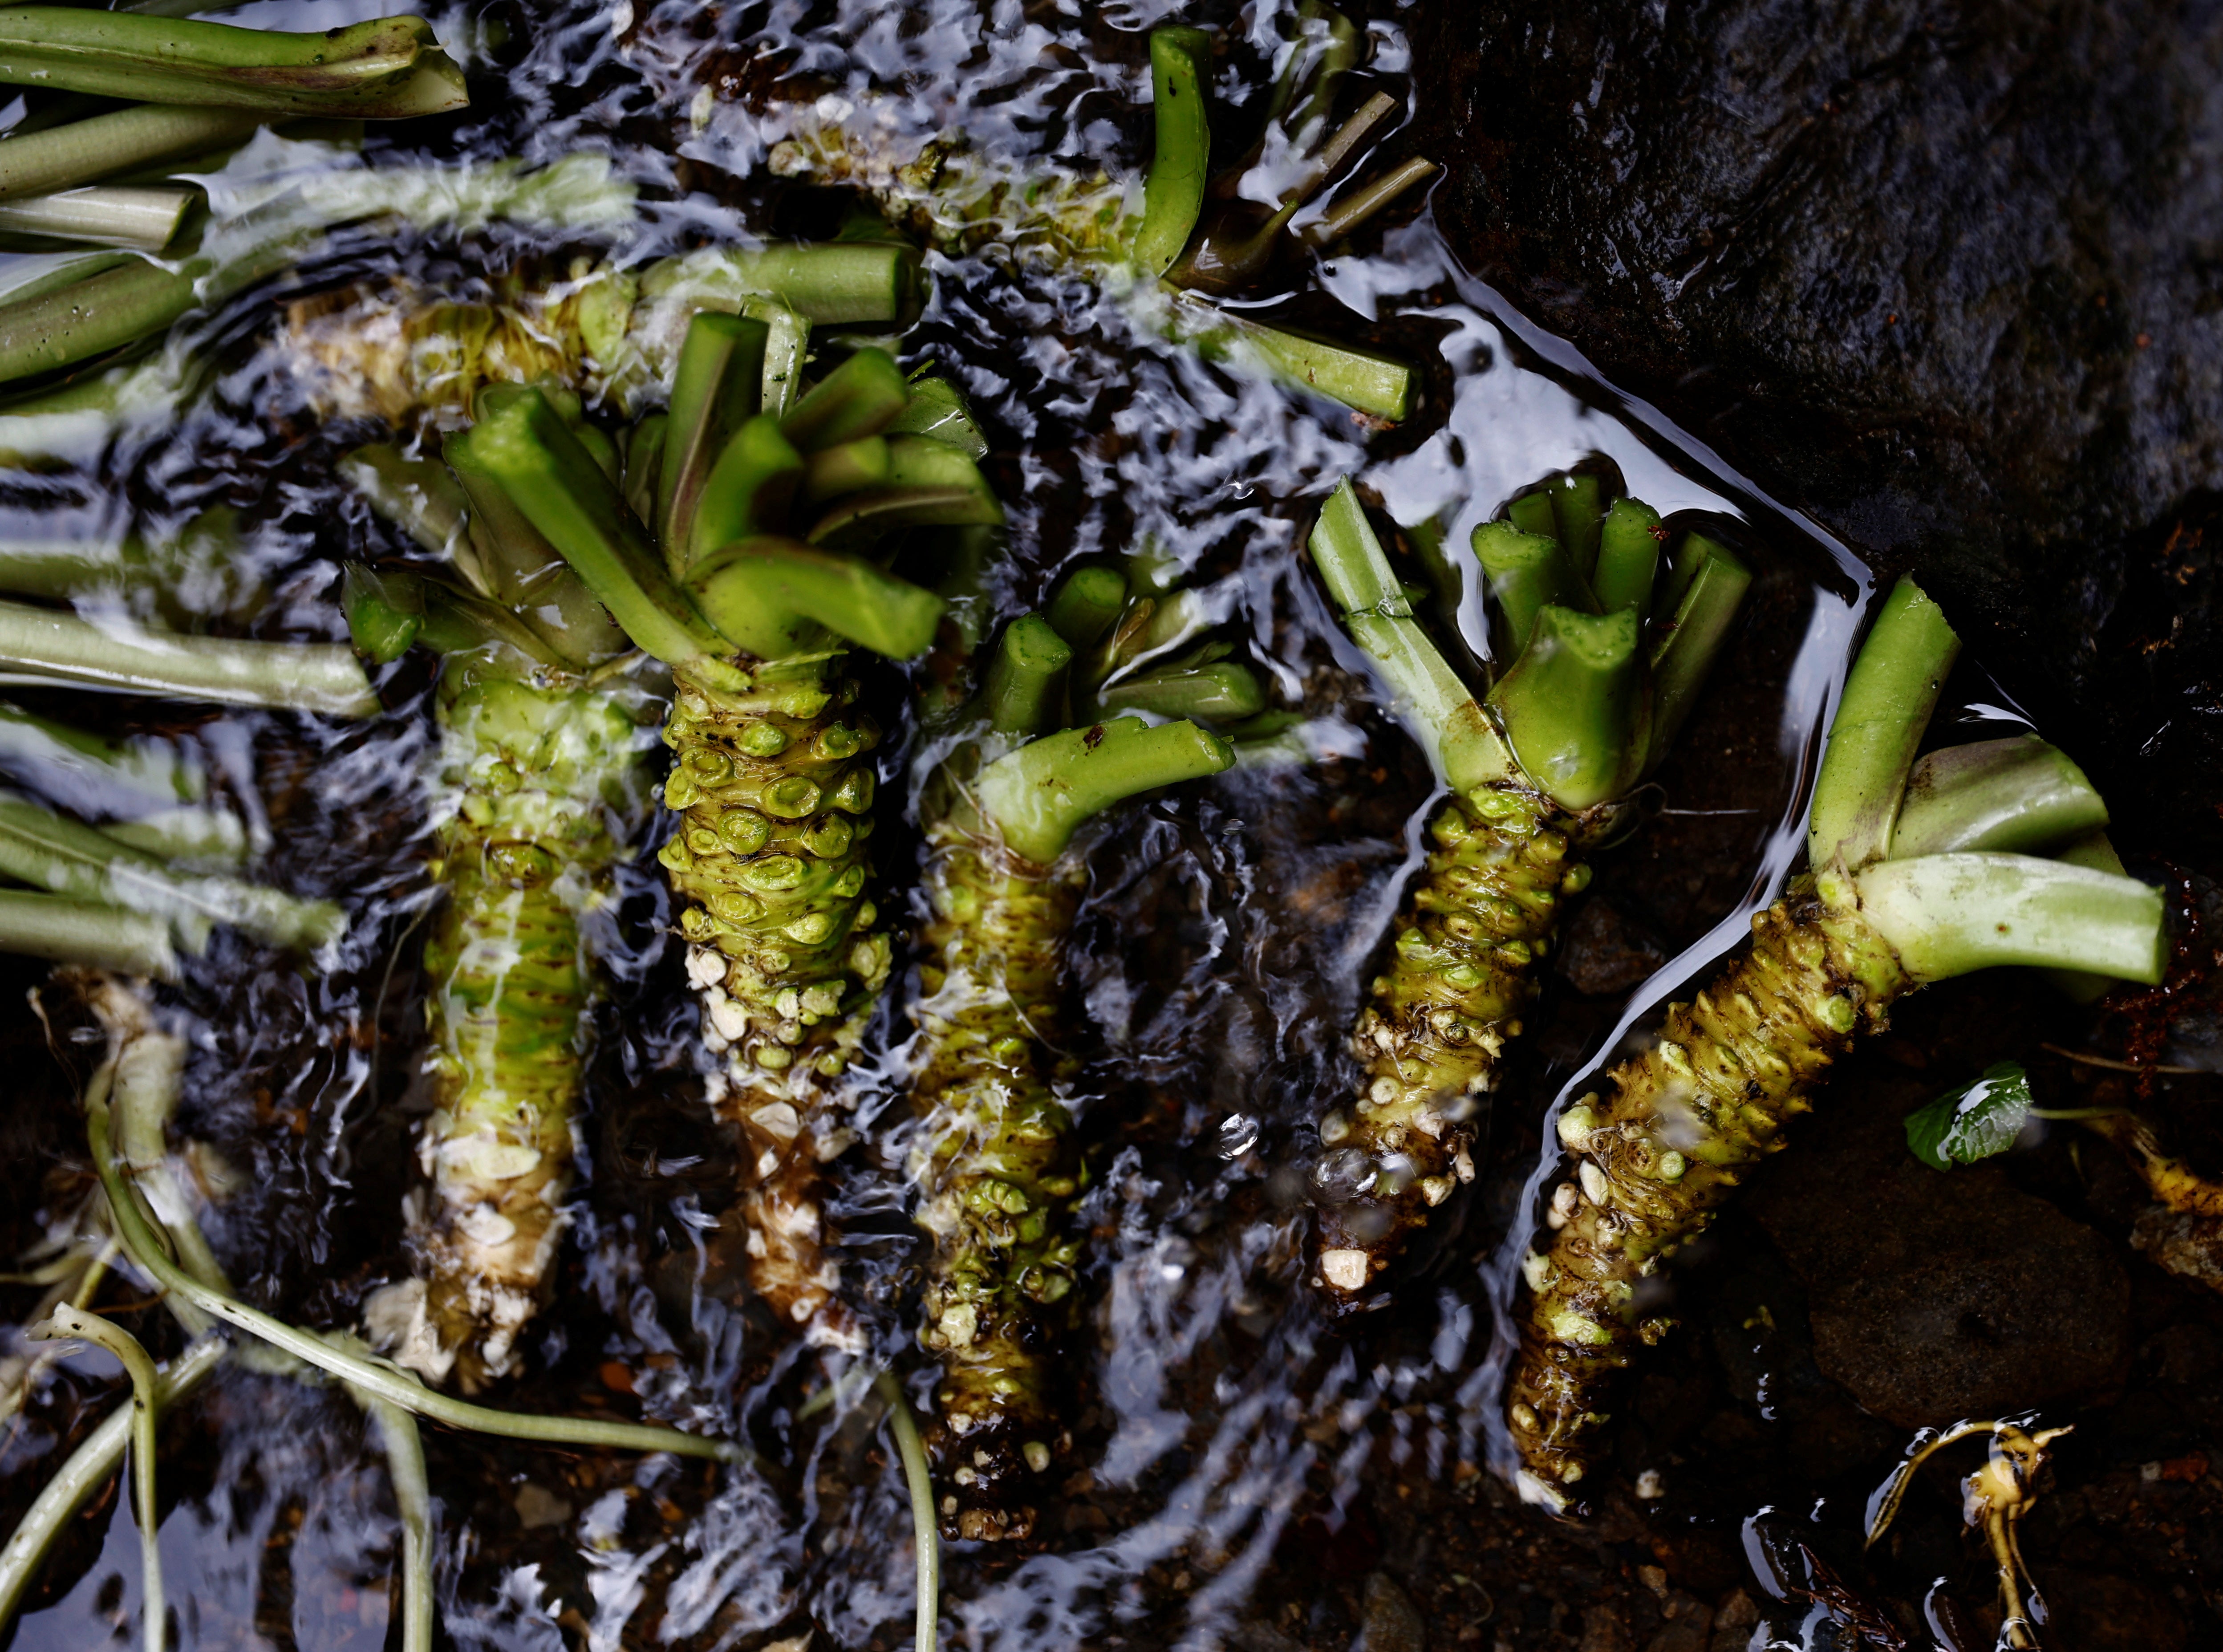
[12,4,2198,1651]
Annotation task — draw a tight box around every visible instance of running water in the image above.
[0,2,1870,1646]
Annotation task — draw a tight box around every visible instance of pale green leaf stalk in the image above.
[1507,579,2166,1514]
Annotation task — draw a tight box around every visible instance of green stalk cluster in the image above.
[1306,472,1750,1308]
[0,10,464,384]
[345,409,654,1393]
[1507,577,2166,1513]
[909,569,1235,1541]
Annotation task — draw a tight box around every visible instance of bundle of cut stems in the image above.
[1305,471,1751,1309]
[1506,577,2166,1512]
[0,523,369,970]
[0,9,465,385]
[907,564,1243,1542]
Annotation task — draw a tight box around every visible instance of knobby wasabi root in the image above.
[1303,474,1747,1310]
[282,241,917,430]
[1317,781,1585,1297]
[909,818,1085,1542]
[659,659,891,1328]
[1507,889,1904,1509]
[396,665,653,1391]
[1504,574,2166,1510]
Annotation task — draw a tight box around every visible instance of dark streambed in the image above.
[0,3,2218,1650]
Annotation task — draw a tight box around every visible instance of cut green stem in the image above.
[1173,297,1412,422]
[645,244,920,329]
[685,537,944,660]
[1592,498,1662,621]
[1547,473,1606,580]
[1044,565,1127,651]
[1136,27,1212,276]
[1506,492,1557,541]
[1644,532,1752,771]
[1095,659,1265,723]
[886,374,987,459]
[1298,157,1438,248]
[779,346,909,454]
[981,614,1072,736]
[0,103,260,202]
[1853,852,2166,985]
[2047,831,2133,1003]
[1470,519,1594,652]
[0,12,468,120]
[0,183,196,251]
[0,253,196,384]
[357,1392,433,1652]
[1809,576,1961,871]
[0,599,377,714]
[874,1372,939,1652]
[0,791,343,950]
[1488,604,1646,811]
[451,387,733,674]
[84,1098,748,1462]
[34,1305,165,1652]
[656,311,767,565]
[973,715,1233,864]
[1310,479,1506,791]
[687,413,803,564]
[1890,736,2110,860]
[0,889,177,975]
[0,1334,221,1640]
[341,445,469,560]
[799,436,892,505]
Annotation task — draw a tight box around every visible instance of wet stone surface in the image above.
[1746,1042,2133,1428]
[1409,0,2223,860]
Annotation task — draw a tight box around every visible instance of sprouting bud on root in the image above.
[1507,889,1906,1510]
[909,821,1087,1542]
[1317,781,1581,1304]
[658,659,891,1327]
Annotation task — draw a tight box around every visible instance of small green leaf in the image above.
[1904,1061,2034,1170]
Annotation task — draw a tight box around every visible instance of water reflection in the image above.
[0,0,1870,1646]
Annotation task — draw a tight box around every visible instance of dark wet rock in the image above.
[1408,0,2223,856]
[1558,898,1670,996]
[1640,1591,1712,1652]
[1744,1057,2130,1426]
[1577,1602,1634,1652]
[1352,1572,1428,1652]
[1707,1591,1761,1652]
[2045,1569,2190,1652]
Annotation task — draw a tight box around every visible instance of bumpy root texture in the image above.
[1508,891,1906,1511]
[1316,781,1582,1306]
[284,261,627,429]
[401,670,645,1392]
[658,659,891,1330]
[909,820,1086,1542]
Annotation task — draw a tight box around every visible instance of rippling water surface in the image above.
[0,3,1874,1647]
